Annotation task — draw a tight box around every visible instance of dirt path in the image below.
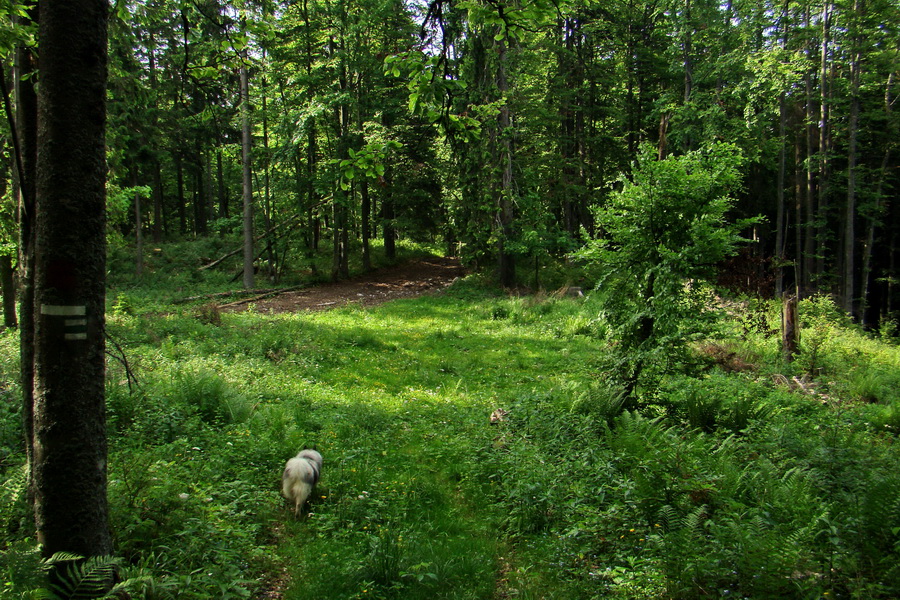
[221,256,466,314]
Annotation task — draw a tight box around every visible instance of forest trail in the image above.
[221,256,466,314]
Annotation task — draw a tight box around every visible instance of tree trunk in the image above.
[361,179,371,271]
[0,255,15,329]
[782,294,799,362]
[216,148,228,219]
[15,3,38,505]
[0,106,14,329]
[176,153,186,234]
[383,178,396,260]
[261,72,277,281]
[152,161,163,243]
[815,1,831,280]
[497,35,515,288]
[861,72,893,327]
[133,167,143,277]
[148,34,163,244]
[803,63,816,292]
[775,92,787,296]
[843,0,863,317]
[32,0,111,559]
[241,58,254,290]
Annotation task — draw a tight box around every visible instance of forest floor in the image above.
[220,256,467,313]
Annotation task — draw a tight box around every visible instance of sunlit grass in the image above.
[4,257,900,599]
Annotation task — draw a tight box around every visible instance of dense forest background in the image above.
[3,0,896,324]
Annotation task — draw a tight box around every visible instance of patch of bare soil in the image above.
[222,256,466,314]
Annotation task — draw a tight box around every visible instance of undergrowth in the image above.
[1,240,899,599]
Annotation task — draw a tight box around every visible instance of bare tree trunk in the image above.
[216,148,227,219]
[775,92,787,296]
[241,57,254,290]
[861,72,893,327]
[0,91,15,330]
[383,178,396,260]
[149,35,163,244]
[815,1,831,280]
[361,179,371,271]
[133,167,143,277]
[0,255,15,329]
[497,35,515,288]
[32,0,111,559]
[843,0,863,317]
[775,5,789,296]
[14,4,38,503]
[176,153,186,234]
[261,72,277,281]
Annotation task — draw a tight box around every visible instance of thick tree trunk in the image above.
[32,0,111,559]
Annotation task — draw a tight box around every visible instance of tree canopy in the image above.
[2,0,898,315]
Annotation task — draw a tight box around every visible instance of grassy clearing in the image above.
[2,243,900,599]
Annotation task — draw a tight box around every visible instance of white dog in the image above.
[282,449,323,516]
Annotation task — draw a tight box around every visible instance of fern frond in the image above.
[41,554,122,600]
[683,505,708,537]
[657,504,682,532]
[40,552,84,570]
[0,463,28,528]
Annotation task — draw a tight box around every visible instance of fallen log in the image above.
[217,285,309,308]
[172,285,306,305]
[199,213,302,271]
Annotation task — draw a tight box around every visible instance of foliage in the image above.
[576,143,757,397]
[4,240,900,599]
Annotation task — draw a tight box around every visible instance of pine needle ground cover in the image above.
[2,272,900,599]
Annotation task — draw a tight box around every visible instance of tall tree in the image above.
[12,1,38,500]
[31,0,112,558]
[241,50,254,290]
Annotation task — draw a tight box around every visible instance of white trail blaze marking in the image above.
[40,304,87,316]
[41,305,88,340]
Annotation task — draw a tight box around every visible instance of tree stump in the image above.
[782,294,799,362]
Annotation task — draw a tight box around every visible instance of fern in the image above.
[33,553,126,600]
[0,463,27,530]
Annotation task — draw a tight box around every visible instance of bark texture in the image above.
[32,0,112,558]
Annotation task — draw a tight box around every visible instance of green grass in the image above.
[2,241,900,599]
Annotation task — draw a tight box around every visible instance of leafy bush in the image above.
[575,143,757,399]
